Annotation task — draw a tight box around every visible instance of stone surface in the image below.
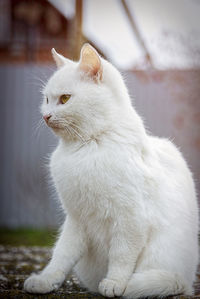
[0,245,199,298]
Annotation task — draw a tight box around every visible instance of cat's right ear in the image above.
[79,44,102,82]
[51,48,69,68]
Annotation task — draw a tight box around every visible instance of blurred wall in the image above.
[126,70,200,193]
[0,65,61,228]
[0,66,199,228]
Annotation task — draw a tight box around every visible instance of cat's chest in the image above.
[50,143,109,212]
[50,144,115,244]
[51,145,90,189]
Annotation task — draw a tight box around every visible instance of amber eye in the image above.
[59,94,71,104]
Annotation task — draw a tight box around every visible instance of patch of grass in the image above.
[0,228,58,247]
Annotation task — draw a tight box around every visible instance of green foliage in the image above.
[0,228,58,247]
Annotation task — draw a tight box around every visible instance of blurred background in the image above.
[0,0,200,233]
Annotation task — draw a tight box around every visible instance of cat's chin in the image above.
[46,123,64,136]
[51,127,61,134]
[50,126,65,136]
[47,122,62,131]
[48,125,74,140]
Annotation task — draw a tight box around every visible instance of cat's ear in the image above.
[79,44,102,82]
[51,48,70,68]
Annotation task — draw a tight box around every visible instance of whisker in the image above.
[27,71,48,96]
[66,120,91,140]
[48,118,92,146]
[32,118,45,139]
[64,124,74,139]
[52,120,74,140]
[65,121,90,143]
[65,123,85,142]
[28,75,47,89]
[59,117,91,141]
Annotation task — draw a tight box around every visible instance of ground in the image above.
[0,245,104,298]
[0,229,200,299]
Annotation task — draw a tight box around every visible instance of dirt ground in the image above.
[0,245,199,299]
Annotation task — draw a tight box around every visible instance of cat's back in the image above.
[148,135,198,222]
[149,135,194,180]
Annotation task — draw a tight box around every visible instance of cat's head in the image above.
[41,43,131,141]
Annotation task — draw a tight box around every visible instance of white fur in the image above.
[24,45,199,298]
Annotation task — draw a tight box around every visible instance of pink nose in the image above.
[43,114,51,123]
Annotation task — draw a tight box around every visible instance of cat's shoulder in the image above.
[149,136,181,157]
[148,135,188,170]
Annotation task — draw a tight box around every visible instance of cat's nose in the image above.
[43,114,51,123]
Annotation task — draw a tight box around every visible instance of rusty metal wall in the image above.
[0,66,199,228]
[126,70,200,197]
[0,65,61,228]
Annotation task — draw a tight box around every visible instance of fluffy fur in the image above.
[24,44,199,298]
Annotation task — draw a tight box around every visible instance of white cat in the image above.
[24,44,199,298]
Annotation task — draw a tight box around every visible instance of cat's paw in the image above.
[99,278,126,297]
[24,271,65,294]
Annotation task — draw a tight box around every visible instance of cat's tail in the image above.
[124,269,192,299]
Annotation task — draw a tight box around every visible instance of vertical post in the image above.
[121,0,153,68]
[72,0,83,60]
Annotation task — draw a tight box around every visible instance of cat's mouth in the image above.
[47,122,62,129]
[44,116,86,141]
[44,118,63,130]
[48,121,88,143]
[45,120,77,137]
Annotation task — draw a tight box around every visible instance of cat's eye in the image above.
[59,94,71,104]
[46,97,48,104]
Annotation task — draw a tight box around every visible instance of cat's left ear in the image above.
[51,48,70,68]
[79,44,102,82]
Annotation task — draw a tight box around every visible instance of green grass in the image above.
[0,228,58,247]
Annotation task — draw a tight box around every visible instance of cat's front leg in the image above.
[24,217,86,294]
[99,222,145,298]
